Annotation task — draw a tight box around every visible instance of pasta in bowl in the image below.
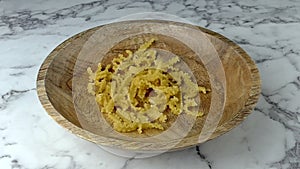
[37,20,260,152]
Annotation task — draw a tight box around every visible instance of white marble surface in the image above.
[0,0,300,168]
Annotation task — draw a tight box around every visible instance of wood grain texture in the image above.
[37,20,261,152]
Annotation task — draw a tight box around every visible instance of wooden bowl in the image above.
[37,20,261,152]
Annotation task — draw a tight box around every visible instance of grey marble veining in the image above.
[0,0,300,168]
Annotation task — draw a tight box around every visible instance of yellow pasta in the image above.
[87,38,210,134]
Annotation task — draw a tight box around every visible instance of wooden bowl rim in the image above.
[37,20,261,151]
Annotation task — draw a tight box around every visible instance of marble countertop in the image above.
[1,0,300,168]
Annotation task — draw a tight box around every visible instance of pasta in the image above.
[87,38,209,134]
